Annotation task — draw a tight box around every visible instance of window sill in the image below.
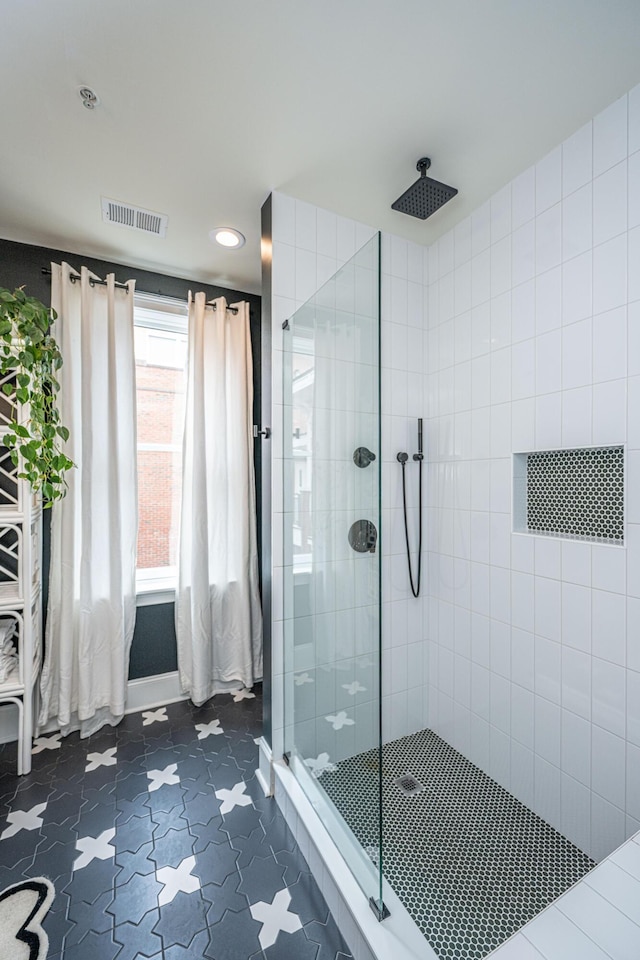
[136,580,176,607]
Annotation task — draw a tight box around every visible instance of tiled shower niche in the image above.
[513,445,624,544]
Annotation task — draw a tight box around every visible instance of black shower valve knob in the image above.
[353,447,377,468]
[348,519,377,554]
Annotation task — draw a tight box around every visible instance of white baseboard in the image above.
[0,671,188,744]
[125,670,187,714]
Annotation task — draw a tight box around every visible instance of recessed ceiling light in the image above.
[210,227,245,249]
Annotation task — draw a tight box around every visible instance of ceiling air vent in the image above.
[101,198,168,238]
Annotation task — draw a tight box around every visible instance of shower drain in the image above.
[395,772,424,796]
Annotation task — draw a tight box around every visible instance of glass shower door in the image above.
[282,234,383,913]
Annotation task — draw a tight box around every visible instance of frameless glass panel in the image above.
[282,234,382,910]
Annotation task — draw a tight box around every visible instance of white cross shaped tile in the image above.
[325,711,355,730]
[156,854,200,906]
[85,747,117,772]
[214,781,252,815]
[146,763,180,793]
[303,753,337,779]
[342,681,366,695]
[1,802,47,840]
[32,733,62,754]
[250,887,302,950]
[142,707,168,726]
[73,828,116,871]
[294,672,314,686]
[231,688,255,702]
[195,719,223,740]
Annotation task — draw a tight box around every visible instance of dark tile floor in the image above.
[0,686,353,960]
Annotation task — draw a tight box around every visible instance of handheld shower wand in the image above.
[414,418,423,460]
[396,419,423,598]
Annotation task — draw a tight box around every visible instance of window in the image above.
[134,294,188,601]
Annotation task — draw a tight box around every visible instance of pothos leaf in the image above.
[0,284,73,506]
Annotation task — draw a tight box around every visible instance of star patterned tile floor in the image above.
[0,685,353,960]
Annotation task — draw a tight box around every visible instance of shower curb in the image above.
[272,759,434,960]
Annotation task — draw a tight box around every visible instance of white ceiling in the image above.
[2,0,640,295]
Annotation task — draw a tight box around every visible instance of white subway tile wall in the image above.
[425,86,640,862]
[270,193,430,763]
[272,193,430,759]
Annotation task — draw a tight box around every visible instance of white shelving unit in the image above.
[0,377,42,775]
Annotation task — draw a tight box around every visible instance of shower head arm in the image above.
[417,157,431,177]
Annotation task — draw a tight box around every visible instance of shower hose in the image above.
[400,455,422,598]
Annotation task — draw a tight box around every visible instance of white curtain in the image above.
[176,293,262,705]
[39,263,138,737]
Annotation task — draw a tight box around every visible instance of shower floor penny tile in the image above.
[0,686,352,960]
[320,727,596,960]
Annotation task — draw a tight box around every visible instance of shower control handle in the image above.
[353,446,377,468]
[348,519,377,554]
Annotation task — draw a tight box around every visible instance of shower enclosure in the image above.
[281,233,384,915]
[280,232,595,959]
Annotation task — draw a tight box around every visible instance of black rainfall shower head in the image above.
[392,158,458,220]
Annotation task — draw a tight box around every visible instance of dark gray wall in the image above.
[0,238,261,680]
[130,603,178,677]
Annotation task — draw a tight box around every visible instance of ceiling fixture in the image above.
[101,198,168,238]
[78,86,100,110]
[392,157,458,220]
[210,227,245,249]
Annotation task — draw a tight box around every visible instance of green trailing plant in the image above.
[0,285,73,505]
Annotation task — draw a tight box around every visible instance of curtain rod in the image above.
[202,299,238,315]
[41,266,130,292]
[41,268,240,313]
